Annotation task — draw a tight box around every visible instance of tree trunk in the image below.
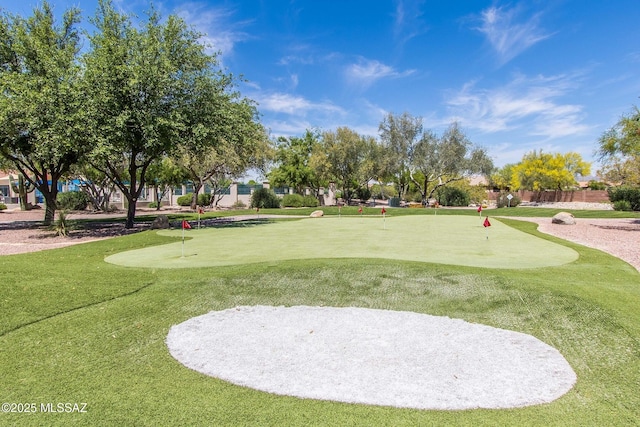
[125,196,137,229]
[190,182,203,210]
[42,191,57,226]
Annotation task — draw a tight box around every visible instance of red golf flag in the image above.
[483,217,491,227]
[358,206,363,213]
[182,220,192,229]
[477,205,482,213]
[381,207,386,214]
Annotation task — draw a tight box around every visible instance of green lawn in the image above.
[1,211,639,426]
[105,216,578,269]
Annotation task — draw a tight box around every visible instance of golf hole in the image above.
[167,306,576,410]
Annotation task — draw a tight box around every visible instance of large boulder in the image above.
[309,210,324,218]
[552,212,576,225]
[151,214,170,229]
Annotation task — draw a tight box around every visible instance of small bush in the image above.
[57,191,89,211]
[148,201,159,209]
[198,193,211,207]
[177,194,193,207]
[303,195,319,207]
[52,210,71,236]
[608,186,640,211]
[496,192,521,208]
[613,200,632,211]
[355,186,371,201]
[250,188,281,209]
[0,203,6,211]
[437,187,470,207]
[588,180,607,190]
[282,194,304,207]
[231,200,246,209]
[177,193,211,207]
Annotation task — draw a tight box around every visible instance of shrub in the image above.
[613,200,632,211]
[282,194,304,207]
[588,180,607,190]
[370,184,395,200]
[176,193,211,207]
[57,191,89,211]
[608,186,640,211]
[303,195,319,207]
[177,194,193,207]
[198,193,211,207]
[148,201,159,209]
[231,200,246,209]
[52,210,71,236]
[436,187,470,207]
[0,203,6,211]
[496,192,521,208]
[355,186,371,201]
[250,188,281,209]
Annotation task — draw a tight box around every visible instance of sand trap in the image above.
[166,306,576,410]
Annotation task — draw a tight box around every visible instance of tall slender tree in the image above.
[378,112,423,199]
[0,2,86,224]
[409,122,493,205]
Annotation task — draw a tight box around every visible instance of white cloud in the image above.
[393,0,427,46]
[256,93,345,116]
[345,57,415,88]
[174,2,252,57]
[446,73,591,139]
[475,4,552,64]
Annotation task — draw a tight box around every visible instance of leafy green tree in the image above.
[268,130,320,195]
[378,112,423,199]
[0,2,87,224]
[145,157,188,210]
[173,75,268,210]
[598,107,640,158]
[208,173,232,208]
[490,164,517,190]
[69,163,118,211]
[511,150,590,191]
[598,107,640,186]
[82,0,214,227]
[320,127,378,204]
[408,122,493,205]
[597,155,640,186]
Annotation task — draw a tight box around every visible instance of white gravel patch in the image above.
[166,306,576,410]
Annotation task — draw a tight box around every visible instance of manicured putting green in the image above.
[105,215,578,269]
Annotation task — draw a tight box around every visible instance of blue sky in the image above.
[2,0,640,172]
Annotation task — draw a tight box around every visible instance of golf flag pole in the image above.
[483,216,491,239]
[358,206,363,222]
[381,206,387,229]
[477,204,482,219]
[181,219,191,257]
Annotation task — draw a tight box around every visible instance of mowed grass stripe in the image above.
[105,216,578,269]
